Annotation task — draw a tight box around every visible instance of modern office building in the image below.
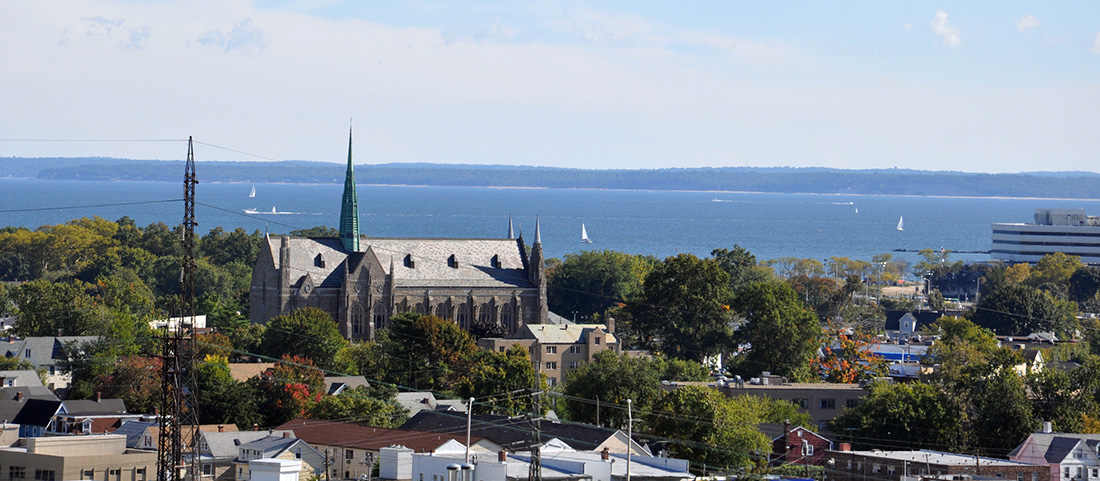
[992,208,1100,264]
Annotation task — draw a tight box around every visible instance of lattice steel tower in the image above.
[158,137,201,481]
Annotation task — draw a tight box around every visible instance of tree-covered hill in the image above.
[4,156,1100,198]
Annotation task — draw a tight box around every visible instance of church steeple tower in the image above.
[339,126,360,252]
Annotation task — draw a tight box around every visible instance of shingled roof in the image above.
[399,410,625,452]
[276,418,487,453]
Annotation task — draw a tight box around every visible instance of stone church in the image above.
[249,131,548,340]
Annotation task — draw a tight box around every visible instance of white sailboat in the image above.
[581,224,592,244]
[897,216,904,231]
[249,186,256,198]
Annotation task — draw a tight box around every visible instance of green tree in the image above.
[831,382,962,451]
[731,280,822,382]
[456,345,543,416]
[711,246,770,294]
[261,307,347,370]
[972,369,1037,457]
[196,354,262,429]
[547,250,655,321]
[629,254,735,361]
[94,355,162,414]
[648,386,770,471]
[11,280,110,337]
[561,350,663,429]
[1027,252,1082,297]
[380,313,479,392]
[1070,267,1100,305]
[200,227,262,267]
[971,284,1077,337]
[307,385,409,427]
[248,355,326,427]
[289,226,339,237]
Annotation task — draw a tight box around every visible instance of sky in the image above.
[2,1,1099,173]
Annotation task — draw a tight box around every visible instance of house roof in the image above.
[0,370,43,387]
[848,449,1041,467]
[202,430,295,459]
[325,376,369,395]
[0,336,99,367]
[521,324,617,345]
[400,410,622,452]
[238,434,301,456]
[12,399,61,426]
[276,418,485,453]
[228,363,276,383]
[1008,433,1100,463]
[884,310,943,331]
[61,398,128,416]
[0,386,58,402]
[113,420,158,448]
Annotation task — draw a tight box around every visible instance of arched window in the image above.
[435,303,449,319]
[501,309,512,334]
[351,304,365,336]
[477,304,492,325]
[456,304,470,329]
[415,303,426,315]
[373,305,388,330]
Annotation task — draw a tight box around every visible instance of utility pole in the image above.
[626,399,632,481]
[527,391,543,481]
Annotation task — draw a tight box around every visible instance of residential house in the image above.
[276,418,499,481]
[115,422,237,451]
[884,310,943,342]
[401,411,649,455]
[324,376,370,396]
[478,322,620,387]
[228,363,275,383]
[233,433,324,481]
[770,423,834,466]
[0,434,156,481]
[197,430,295,481]
[394,392,466,416]
[1008,424,1100,481]
[0,336,98,390]
[825,447,1049,481]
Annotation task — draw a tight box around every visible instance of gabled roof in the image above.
[0,336,99,367]
[276,418,487,453]
[0,386,58,402]
[12,399,61,426]
[113,420,157,448]
[400,410,622,451]
[520,324,617,345]
[61,398,127,416]
[769,425,834,446]
[1009,433,1100,463]
[0,370,44,387]
[325,376,369,395]
[238,435,302,457]
[202,430,294,459]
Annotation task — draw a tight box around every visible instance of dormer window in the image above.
[404,254,415,268]
[315,253,326,268]
[491,255,500,268]
[448,255,459,269]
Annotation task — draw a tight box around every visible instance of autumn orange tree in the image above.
[813,326,888,383]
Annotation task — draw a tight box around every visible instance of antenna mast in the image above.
[158,137,201,481]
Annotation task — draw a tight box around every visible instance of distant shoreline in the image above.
[4,176,1100,203]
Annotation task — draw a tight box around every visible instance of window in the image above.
[872,464,881,474]
[887,466,895,475]
[546,346,557,354]
[295,447,302,459]
[525,306,531,318]
[81,470,94,480]
[846,399,861,408]
[137,468,146,481]
[346,450,354,459]
[801,443,814,456]
[34,471,55,481]
[1066,468,1072,479]
[10,467,25,479]
[847,460,852,469]
[570,361,579,369]
[569,346,581,354]
[548,377,557,386]
[24,349,30,358]
[546,362,557,370]
[499,347,505,352]
[203,465,212,476]
[820,399,836,409]
[1018,474,1024,481]
[594,337,601,345]
[793,398,808,408]
[1078,467,1084,479]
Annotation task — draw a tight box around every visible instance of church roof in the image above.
[266,235,533,289]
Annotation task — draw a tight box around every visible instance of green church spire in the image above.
[339,126,360,252]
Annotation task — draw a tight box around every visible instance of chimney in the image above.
[96,392,102,402]
[253,424,259,431]
[606,317,615,334]
[601,447,610,461]
[498,450,507,463]
[218,425,224,433]
[839,443,851,452]
[1043,421,1053,433]
[283,432,290,438]
[15,392,22,401]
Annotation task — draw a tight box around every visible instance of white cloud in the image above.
[1092,32,1100,54]
[929,10,961,47]
[197,18,266,55]
[1014,14,1041,33]
[902,23,911,33]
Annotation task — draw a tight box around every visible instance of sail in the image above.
[249,186,256,198]
[581,224,592,243]
[897,216,904,231]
